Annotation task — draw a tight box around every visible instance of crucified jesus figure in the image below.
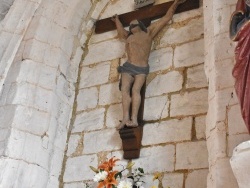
[112,0,186,129]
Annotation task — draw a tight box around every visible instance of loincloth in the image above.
[117,62,149,76]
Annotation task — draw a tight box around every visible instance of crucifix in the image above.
[95,0,200,159]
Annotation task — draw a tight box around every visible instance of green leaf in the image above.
[115,172,122,179]
[138,168,144,173]
[127,176,134,180]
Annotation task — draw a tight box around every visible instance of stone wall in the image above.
[203,0,250,187]
[63,0,209,187]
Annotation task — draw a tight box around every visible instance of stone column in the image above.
[204,0,250,187]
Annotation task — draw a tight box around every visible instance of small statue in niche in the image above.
[230,0,250,133]
[112,0,186,129]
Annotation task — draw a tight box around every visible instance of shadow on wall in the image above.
[0,0,15,21]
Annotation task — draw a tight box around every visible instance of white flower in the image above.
[135,181,143,187]
[93,171,108,182]
[117,180,133,188]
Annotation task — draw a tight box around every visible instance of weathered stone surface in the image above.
[185,169,209,188]
[106,103,122,128]
[195,115,206,139]
[67,135,81,156]
[228,105,248,135]
[80,62,110,88]
[142,118,192,145]
[133,145,175,173]
[76,87,98,111]
[162,173,184,188]
[64,154,98,182]
[73,108,105,132]
[83,129,122,154]
[176,141,208,170]
[186,64,208,89]
[0,158,48,188]
[49,147,64,178]
[99,82,121,105]
[210,158,238,188]
[146,71,183,97]
[170,89,208,117]
[148,47,173,72]
[5,129,50,170]
[174,39,204,68]
[160,17,204,46]
[83,40,125,65]
[144,95,169,121]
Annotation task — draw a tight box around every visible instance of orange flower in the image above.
[98,157,119,171]
[97,171,118,188]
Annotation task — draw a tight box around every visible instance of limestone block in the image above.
[210,158,238,188]
[8,60,57,90]
[214,33,235,61]
[53,123,68,151]
[228,105,248,135]
[106,104,122,128]
[214,5,232,36]
[172,7,203,22]
[144,95,169,121]
[24,15,52,43]
[83,129,122,154]
[76,87,98,111]
[46,176,59,188]
[23,39,48,63]
[0,105,16,129]
[44,46,67,68]
[5,129,50,170]
[73,108,105,133]
[83,40,125,65]
[90,31,117,44]
[64,154,98,182]
[174,39,204,68]
[67,135,81,156]
[100,0,134,19]
[146,71,183,97]
[11,105,49,136]
[59,31,75,59]
[133,145,175,173]
[55,73,75,105]
[228,134,250,157]
[162,173,184,188]
[170,89,208,117]
[49,147,64,177]
[79,62,110,88]
[186,64,208,89]
[0,129,9,142]
[4,82,53,112]
[0,158,48,188]
[176,141,208,170]
[160,17,204,46]
[185,169,208,188]
[206,124,227,164]
[91,0,109,20]
[230,141,250,188]
[214,58,235,90]
[148,47,173,73]
[99,82,122,105]
[195,116,206,140]
[142,118,192,145]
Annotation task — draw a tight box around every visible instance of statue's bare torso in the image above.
[126,32,152,67]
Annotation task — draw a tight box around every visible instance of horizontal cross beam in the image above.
[95,0,200,34]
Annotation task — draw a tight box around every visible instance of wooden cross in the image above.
[95,0,200,34]
[96,0,200,159]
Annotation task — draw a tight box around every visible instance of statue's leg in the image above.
[117,73,134,129]
[127,74,146,127]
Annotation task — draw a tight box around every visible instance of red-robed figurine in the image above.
[230,0,250,133]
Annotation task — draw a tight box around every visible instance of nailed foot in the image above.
[126,121,138,128]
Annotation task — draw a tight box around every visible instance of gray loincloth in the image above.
[117,62,149,76]
[117,62,149,90]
